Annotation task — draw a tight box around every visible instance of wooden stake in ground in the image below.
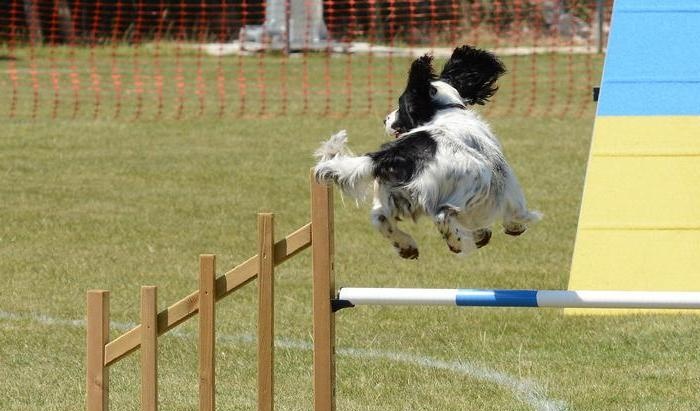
[311,171,336,411]
[140,286,158,411]
[258,213,275,411]
[86,290,110,411]
[199,255,216,411]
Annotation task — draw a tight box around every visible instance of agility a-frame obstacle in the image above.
[566,0,700,313]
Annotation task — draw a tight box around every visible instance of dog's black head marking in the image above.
[389,46,506,135]
[390,55,438,134]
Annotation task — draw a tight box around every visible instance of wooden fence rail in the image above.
[86,171,333,411]
[101,222,311,368]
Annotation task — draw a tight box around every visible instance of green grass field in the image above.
[1,52,699,411]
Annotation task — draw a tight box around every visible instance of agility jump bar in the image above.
[333,288,700,310]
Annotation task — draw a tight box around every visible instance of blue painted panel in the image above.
[597,0,700,115]
[616,0,700,13]
[597,82,700,116]
[605,13,700,81]
[455,289,538,307]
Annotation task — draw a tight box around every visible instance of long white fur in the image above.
[402,105,541,229]
[315,80,541,258]
[314,130,375,201]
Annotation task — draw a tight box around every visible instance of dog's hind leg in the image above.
[371,184,419,259]
[501,177,542,236]
[371,206,419,259]
[433,205,476,256]
[502,202,541,236]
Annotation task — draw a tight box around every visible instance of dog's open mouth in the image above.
[392,128,407,138]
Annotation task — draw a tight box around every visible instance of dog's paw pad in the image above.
[504,228,526,236]
[474,229,492,248]
[398,246,419,260]
[504,223,527,236]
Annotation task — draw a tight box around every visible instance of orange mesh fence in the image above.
[0,0,612,120]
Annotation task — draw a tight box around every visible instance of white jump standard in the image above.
[334,288,700,310]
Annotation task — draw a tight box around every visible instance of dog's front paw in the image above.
[397,245,419,260]
[442,226,466,254]
[441,227,479,257]
[503,222,527,236]
[392,241,419,260]
[450,240,477,258]
[389,232,420,260]
[474,228,492,248]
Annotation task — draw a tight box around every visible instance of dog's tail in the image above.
[314,130,375,201]
[519,209,544,224]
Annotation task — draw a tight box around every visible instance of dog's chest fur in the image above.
[376,109,510,228]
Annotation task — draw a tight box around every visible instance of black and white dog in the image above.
[314,45,541,259]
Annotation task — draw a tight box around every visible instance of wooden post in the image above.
[257,213,275,411]
[86,290,110,411]
[310,171,336,411]
[199,255,216,411]
[140,286,158,411]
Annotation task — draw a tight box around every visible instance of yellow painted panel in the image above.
[592,116,700,155]
[578,156,700,228]
[567,115,700,314]
[567,229,700,315]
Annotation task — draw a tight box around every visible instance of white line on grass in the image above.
[1,310,567,411]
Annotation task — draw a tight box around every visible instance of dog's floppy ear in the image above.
[406,54,437,98]
[397,54,437,128]
[439,45,506,105]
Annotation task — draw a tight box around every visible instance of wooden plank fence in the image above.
[86,171,335,411]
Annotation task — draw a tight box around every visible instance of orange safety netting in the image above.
[0,0,612,120]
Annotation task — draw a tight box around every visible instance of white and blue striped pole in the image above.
[334,288,700,310]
